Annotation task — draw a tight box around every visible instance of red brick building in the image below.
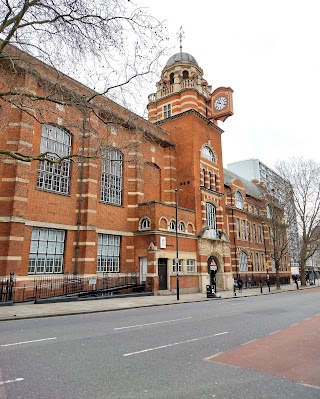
[0,46,291,295]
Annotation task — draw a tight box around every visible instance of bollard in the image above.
[260,281,263,294]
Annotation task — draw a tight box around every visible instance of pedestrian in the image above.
[237,277,243,293]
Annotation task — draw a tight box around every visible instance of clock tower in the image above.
[146,46,235,292]
[147,52,233,123]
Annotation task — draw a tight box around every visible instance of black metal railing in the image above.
[33,273,143,300]
[0,274,15,302]
[240,274,291,288]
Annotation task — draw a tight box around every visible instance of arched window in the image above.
[239,251,248,272]
[100,147,123,205]
[266,205,271,219]
[140,218,150,230]
[182,70,189,79]
[201,146,215,162]
[206,203,216,229]
[169,72,174,85]
[235,191,244,209]
[178,221,186,232]
[169,219,176,230]
[37,124,71,194]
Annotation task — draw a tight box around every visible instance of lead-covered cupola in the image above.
[147,48,234,124]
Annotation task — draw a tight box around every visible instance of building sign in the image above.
[160,236,166,249]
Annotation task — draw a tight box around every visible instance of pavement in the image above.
[0,282,318,322]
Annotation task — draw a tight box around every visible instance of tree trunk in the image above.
[275,261,281,289]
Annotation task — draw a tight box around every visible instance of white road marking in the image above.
[0,378,24,385]
[114,317,192,330]
[1,337,57,347]
[268,330,281,335]
[241,338,257,345]
[123,331,228,356]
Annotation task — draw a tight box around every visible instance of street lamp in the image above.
[262,221,270,292]
[175,189,182,301]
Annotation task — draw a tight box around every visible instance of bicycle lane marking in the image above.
[207,315,320,388]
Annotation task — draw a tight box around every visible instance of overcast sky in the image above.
[138,0,319,169]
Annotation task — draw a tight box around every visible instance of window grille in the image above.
[239,251,248,272]
[206,203,216,229]
[140,218,151,230]
[100,147,123,205]
[235,191,243,209]
[169,220,176,230]
[28,227,65,274]
[37,125,71,194]
[201,146,215,162]
[187,259,195,272]
[178,221,186,232]
[97,234,120,273]
[164,104,172,119]
[172,259,182,273]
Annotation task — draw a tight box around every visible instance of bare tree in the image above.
[263,185,293,289]
[276,158,320,286]
[0,0,168,162]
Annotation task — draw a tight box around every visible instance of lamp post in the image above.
[262,221,270,292]
[175,189,182,301]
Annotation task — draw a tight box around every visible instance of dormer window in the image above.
[182,70,189,80]
[201,146,215,162]
[164,104,171,119]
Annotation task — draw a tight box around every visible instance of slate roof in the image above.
[224,168,264,200]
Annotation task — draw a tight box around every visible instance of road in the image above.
[1,288,320,399]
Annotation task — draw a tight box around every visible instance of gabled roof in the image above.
[224,168,263,200]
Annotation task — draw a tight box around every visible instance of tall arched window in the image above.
[235,191,244,209]
[182,70,189,79]
[37,124,71,194]
[169,72,174,85]
[239,251,248,272]
[201,146,215,162]
[100,147,123,205]
[206,203,216,229]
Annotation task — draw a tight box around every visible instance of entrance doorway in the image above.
[208,256,218,286]
[158,258,168,290]
[139,257,147,284]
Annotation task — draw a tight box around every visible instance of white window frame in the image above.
[169,219,176,230]
[172,259,183,273]
[239,251,248,272]
[201,146,215,162]
[235,191,243,209]
[206,203,216,229]
[255,253,260,271]
[28,227,65,274]
[164,104,172,119]
[178,221,186,232]
[97,234,120,273]
[140,217,151,230]
[37,125,71,194]
[186,259,195,272]
[100,147,123,205]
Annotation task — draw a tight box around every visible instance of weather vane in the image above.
[177,26,185,55]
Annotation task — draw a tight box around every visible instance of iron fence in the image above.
[33,273,142,300]
[240,274,291,288]
[0,275,15,302]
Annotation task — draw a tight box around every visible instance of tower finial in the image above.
[177,26,185,55]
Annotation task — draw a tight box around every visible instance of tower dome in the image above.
[165,52,198,67]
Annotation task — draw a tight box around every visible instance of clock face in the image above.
[214,96,227,111]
